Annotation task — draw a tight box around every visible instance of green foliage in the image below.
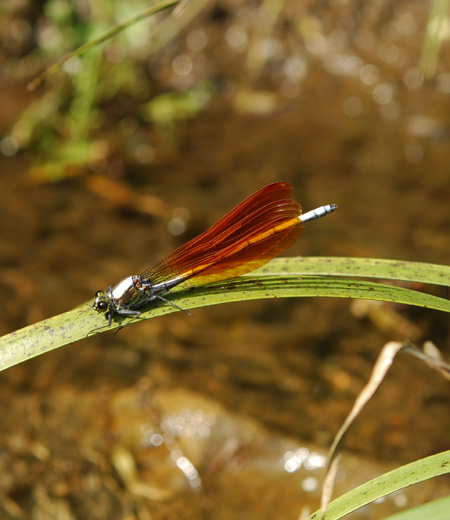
[9,0,185,178]
[307,451,450,520]
[1,257,449,372]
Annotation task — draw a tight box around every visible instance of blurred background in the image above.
[0,0,449,518]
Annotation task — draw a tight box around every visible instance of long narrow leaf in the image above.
[382,496,450,520]
[1,258,449,372]
[307,450,450,520]
[254,257,450,286]
[28,0,180,90]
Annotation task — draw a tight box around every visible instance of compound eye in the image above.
[96,300,108,312]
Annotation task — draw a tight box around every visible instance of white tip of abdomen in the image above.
[299,204,337,223]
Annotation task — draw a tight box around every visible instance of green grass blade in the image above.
[28,0,180,90]
[174,275,450,313]
[254,257,450,286]
[382,496,450,520]
[419,0,450,79]
[1,257,449,372]
[306,450,450,520]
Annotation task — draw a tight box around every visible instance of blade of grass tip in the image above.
[321,340,450,518]
[146,0,213,57]
[381,495,450,520]
[256,257,450,288]
[403,341,450,380]
[27,0,180,90]
[172,0,193,17]
[321,341,406,518]
[419,0,450,79]
[310,450,450,520]
[246,0,286,78]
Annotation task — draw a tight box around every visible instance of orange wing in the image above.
[140,181,303,287]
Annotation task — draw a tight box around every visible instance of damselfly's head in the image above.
[93,290,109,314]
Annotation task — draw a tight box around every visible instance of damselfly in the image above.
[93,181,337,326]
